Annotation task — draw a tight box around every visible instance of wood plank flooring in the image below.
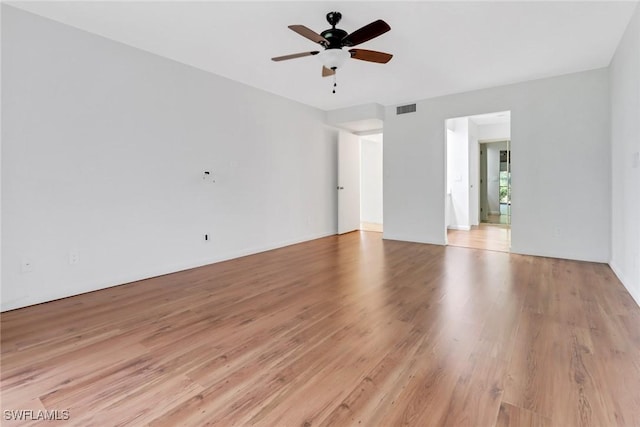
[448,224,511,253]
[485,214,510,225]
[1,231,639,426]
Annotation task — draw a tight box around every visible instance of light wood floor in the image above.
[360,222,383,233]
[448,223,511,252]
[2,232,639,426]
[485,213,511,225]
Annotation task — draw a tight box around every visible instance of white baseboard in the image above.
[383,233,446,246]
[609,261,640,308]
[0,231,338,312]
[447,225,471,231]
[509,245,608,264]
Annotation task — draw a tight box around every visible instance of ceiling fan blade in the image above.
[322,66,335,77]
[271,51,319,62]
[288,25,329,46]
[349,49,393,64]
[342,19,390,47]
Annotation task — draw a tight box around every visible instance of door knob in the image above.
[337,186,344,190]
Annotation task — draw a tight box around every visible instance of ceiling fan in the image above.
[272,11,392,90]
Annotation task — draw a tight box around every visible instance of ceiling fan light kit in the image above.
[316,49,350,70]
[272,11,392,93]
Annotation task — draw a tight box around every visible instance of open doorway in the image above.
[360,133,383,232]
[445,111,511,252]
[336,130,383,234]
[480,140,511,225]
[333,115,385,235]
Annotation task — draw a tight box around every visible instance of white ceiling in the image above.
[8,1,638,111]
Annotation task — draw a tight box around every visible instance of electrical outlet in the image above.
[69,251,79,265]
[21,258,34,273]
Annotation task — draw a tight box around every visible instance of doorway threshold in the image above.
[447,224,510,253]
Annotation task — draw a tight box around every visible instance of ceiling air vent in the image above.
[396,104,417,115]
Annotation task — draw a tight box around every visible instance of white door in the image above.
[338,131,361,234]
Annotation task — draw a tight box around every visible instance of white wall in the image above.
[326,103,385,129]
[360,136,383,225]
[446,118,470,230]
[468,120,479,226]
[610,3,640,306]
[1,7,338,311]
[485,141,509,214]
[0,1,4,307]
[478,123,511,141]
[384,68,610,262]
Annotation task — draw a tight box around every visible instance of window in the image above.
[499,171,510,204]
[499,150,511,214]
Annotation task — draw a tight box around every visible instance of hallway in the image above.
[447,223,510,252]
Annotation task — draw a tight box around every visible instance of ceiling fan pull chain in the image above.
[333,71,337,94]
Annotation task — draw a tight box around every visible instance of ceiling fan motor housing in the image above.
[321,11,352,49]
[320,28,349,49]
[271,11,392,74]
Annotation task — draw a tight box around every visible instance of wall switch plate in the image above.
[69,251,79,265]
[21,258,34,273]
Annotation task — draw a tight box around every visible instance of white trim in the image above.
[0,231,337,312]
[478,138,511,144]
[509,246,608,264]
[354,128,384,136]
[383,233,446,246]
[609,261,640,308]
[447,225,472,231]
